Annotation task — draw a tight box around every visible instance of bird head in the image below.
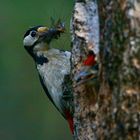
[23,22,65,57]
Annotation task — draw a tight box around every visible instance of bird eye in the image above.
[30,31,37,37]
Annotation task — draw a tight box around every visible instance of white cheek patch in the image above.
[23,35,38,46]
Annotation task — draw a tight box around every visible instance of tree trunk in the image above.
[71,0,140,140]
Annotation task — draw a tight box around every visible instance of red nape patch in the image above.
[65,110,74,134]
[83,54,96,66]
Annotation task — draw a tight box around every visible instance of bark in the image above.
[71,0,140,140]
[71,0,100,139]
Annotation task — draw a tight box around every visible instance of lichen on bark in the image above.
[71,0,99,139]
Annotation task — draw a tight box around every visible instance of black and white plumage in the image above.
[36,48,71,116]
[23,24,73,125]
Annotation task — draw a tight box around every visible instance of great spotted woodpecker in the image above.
[75,50,98,84]
[23,22,74,133]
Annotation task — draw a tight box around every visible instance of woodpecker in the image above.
[23,22,74,133]
[75,50,98,84]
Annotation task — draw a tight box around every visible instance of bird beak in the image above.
[36,26,51,43]
[37,23,65,44]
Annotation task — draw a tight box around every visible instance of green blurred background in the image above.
[0,0,73,139]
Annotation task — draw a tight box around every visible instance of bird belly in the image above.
[37,62,67,115]
[36,49,71,116]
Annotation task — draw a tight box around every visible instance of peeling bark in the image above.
[71,0,140,140]
[71,0,99,139]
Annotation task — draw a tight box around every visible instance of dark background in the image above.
[0,0,73,139]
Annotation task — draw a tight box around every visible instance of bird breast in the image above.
[36,49,71,113]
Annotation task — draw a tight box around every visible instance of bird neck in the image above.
[33,50,49,65]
